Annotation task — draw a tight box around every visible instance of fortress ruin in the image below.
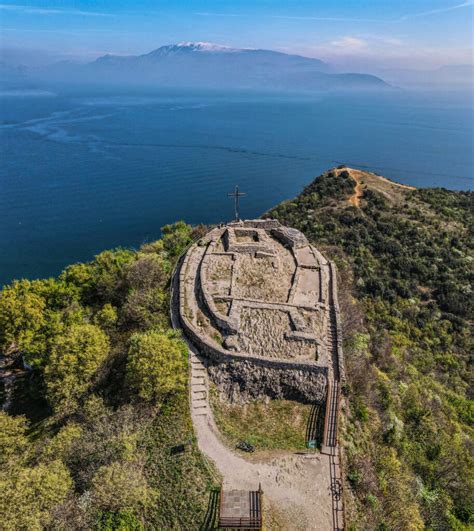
[176,219,344,408]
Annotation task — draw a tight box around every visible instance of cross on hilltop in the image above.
[227,185,246,221]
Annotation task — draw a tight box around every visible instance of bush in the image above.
[45,324,110,411]
[126,330,187,401]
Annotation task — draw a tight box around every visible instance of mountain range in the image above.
[34,42,389,92]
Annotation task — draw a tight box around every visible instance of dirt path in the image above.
[189,344,333,531]
[342,166,416,208]
[347,170,363,208]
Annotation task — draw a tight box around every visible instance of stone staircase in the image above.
[190,350,209,417]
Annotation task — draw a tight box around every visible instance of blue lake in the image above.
[1,87,473,285]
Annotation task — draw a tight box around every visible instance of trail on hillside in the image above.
[342,167,416,208]
[348,171,363,207]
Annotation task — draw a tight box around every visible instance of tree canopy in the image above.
[126,330,188,402]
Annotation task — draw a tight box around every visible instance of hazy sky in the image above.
[1,0,473,69]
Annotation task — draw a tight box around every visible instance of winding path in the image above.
[347,170,363,208]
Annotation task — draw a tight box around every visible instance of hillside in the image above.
[267,167,473,529]
[0,169,472,529]
[41,42,388,91]
[0,222,218,529]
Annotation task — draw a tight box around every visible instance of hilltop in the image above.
[0,169,472,529]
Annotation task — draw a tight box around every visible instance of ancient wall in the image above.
[176,220,340,404]
[329,261,346,383]
[207,358,328,404]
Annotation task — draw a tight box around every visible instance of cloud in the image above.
[330,36,369,51]
[295,34,472,70]
[272,2,473,24]
[399,1,473,21]
[0,4,111,16]
[272,15,382,23]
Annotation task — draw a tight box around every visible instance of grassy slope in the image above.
[267,167,473,530]
[210,385,312,451]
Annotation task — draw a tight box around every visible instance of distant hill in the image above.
[43,42,389,91]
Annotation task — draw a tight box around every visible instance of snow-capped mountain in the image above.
[149,42,242,54]
[44,42,389,91]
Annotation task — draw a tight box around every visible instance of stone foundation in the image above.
[177,219,342,405]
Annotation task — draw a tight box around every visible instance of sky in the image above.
[1,0,473,71]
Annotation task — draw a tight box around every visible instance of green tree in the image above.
[0,412,29,467]
[161,221,193,257]
[93,303,118,331]
[45,323,110,411]
[121,288,168,331]
[126,330,187,401]
[41,422,83,463]
[0,460,72,530]
[0,280,45,356]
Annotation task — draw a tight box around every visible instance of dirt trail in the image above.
[341,166,415,208]
[348,171,363,207]
[189,343,333,531]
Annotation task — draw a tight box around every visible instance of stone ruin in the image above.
[176,219,344,404]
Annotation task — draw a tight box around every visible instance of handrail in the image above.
[322,380,332,448]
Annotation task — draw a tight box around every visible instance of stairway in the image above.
[190,350,209,417]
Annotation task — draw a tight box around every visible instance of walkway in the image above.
[188,342,333,530]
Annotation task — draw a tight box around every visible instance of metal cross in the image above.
[227,185,246,221]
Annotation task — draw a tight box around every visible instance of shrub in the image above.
[45,324,110,411]
[126,330,187,401]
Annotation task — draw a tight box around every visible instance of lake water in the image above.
[1,87,473,285]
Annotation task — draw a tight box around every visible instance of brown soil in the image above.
[338,166,416,208]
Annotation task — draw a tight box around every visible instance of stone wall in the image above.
[176,242,328,404]
[207,358,328,404]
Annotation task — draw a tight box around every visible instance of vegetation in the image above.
[210,387,312,451]
[0,222,218,529]
[268,168,473,529]
[1,169,472,529]
[126,329,188,402]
